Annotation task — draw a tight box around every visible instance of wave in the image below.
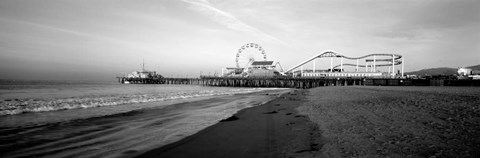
[0,88,265,116]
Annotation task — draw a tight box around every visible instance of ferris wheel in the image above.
[235,43,267,68]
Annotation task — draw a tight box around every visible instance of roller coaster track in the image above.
[332,62,402,69]
[285,51,402,73]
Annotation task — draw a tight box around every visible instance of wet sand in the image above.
[136,89,324,158]
[0,90,288,158]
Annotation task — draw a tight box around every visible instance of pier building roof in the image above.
[251,61,274,66]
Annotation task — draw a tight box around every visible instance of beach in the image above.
[137,86,480,158]
[2,84,480,157]
[0,81,291,158]
[136,89,321,158]
[300,86,480,157]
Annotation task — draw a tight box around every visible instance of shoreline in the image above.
[0,87,287,127]
[5,86,478,157]
[135,89,324,158]
[1,89,290,158]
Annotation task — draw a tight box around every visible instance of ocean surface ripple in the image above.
[0,80,289,158]
[0,80,266,115]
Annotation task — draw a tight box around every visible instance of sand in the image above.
[298,86,480,157]
[138,86,480,158]
[4,86,479,157]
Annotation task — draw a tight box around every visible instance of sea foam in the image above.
[0,84,266,115]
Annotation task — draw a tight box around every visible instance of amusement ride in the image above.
[223,43,405,78]
[223,43,283,77]
[285,51,404,78]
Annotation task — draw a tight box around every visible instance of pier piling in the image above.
[116,76,480,88]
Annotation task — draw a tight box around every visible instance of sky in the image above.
[0,0,479,81]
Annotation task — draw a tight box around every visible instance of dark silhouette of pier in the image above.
[117,76,480,88]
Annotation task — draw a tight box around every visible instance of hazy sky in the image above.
[0,0,479,81]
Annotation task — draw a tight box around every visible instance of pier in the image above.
[119,76,367,88]
[117,76,480,88]
[117,43,480,88]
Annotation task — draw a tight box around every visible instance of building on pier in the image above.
[222,43,284,77]
[126,71,159,78]
[118,61,163,84]
[458,67,480,80]
[297,70,384,78]
[222,60,283,77]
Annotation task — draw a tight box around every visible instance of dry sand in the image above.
[298,86,480,158]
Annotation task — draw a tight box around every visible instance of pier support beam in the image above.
[340,57,343,72]
[330,57,333,72]
[392,54,395,77]
[365,63,369,72]
[356,59,359,72]
[373,55,376,72]
[301,66,303,77]
[313,59,315,73]
[401,56,404,77]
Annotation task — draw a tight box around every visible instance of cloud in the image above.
[181,0,287,45]
[0,17,156,53]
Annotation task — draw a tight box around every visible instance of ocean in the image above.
[0,80,289,157]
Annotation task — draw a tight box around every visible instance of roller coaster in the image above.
[285,51,404,78]
[222,43,404,78]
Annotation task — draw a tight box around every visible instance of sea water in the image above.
[0,80,266,116]
[0,79,288,157]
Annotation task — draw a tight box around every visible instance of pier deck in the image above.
[117,76,480,88]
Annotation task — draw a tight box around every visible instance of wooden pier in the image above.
[198,77,366,88]
[118,76,480,88]
[118,76,365,88]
